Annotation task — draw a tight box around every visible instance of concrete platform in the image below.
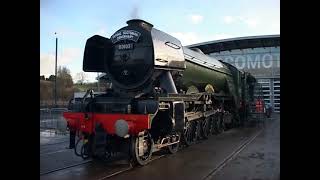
[211,114,280,180]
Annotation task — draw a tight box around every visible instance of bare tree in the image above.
[57,66,74,101]
[75,72,88,85]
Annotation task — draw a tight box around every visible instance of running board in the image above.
[186,109,221,121]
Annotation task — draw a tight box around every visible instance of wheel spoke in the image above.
[131,131,153,166]
[167,134,180,154]
[202,118,210,139]
[183,121,197,146]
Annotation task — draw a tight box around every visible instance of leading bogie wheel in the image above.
[167,134,180,154]
[167,143,179,154]
[131,131,153,166]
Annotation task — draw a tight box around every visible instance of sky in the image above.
[40,0,280,82]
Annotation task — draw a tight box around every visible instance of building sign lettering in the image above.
[215,53,280,70]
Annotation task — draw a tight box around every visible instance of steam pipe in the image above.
[159,71,178,94]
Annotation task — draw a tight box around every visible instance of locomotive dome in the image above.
[187,35,280,112]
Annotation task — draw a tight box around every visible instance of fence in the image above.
[40,108,69,135]
[40,101,69,109]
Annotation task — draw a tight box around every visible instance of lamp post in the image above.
[54,32,58,107]
[97,72,100,91]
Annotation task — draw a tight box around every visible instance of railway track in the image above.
[40,153,166,179]
[99,127,264,180]
[93,129,263,180]
[202,128,263,180]
[40,141,70,156]
[40,140,69,147]
[40,126,264,180]
[40,149,71,156]
[40,160,93,176]
[96,155,165,180]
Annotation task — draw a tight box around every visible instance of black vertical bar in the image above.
[97,73,100,91]
[55,34,58,107]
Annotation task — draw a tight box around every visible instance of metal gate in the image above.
[40,108,69,134]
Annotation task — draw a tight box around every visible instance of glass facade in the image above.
[209,46,280,112]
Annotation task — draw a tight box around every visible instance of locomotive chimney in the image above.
[127,19,153,30]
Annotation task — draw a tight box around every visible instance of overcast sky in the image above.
[40,0,280,82]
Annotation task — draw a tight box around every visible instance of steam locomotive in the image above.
[63,19,258,165]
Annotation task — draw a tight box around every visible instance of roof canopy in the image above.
[186,35,280,54]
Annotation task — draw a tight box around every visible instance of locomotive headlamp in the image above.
[115,119,129,137]
[127,104,132,114]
